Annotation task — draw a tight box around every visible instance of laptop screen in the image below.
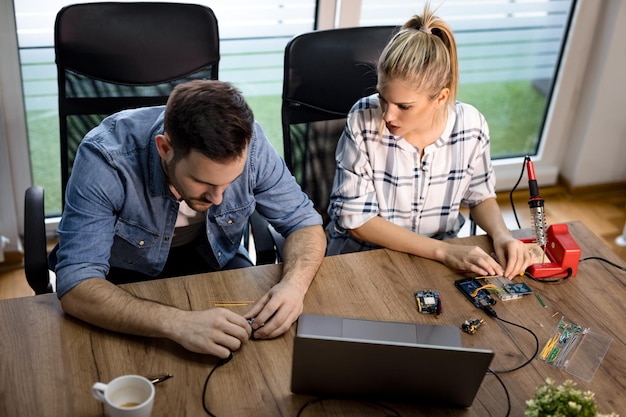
[291,314,494,407]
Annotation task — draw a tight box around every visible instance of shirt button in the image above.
[218,251,222,257]
[138,240,145,246]
[164,236,170,241]
[227,219,233,225]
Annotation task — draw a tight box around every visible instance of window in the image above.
[15,0,316,216]
[7,0,586,228]
[357,0,575,161]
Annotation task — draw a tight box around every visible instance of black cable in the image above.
[510,155,530,230]
[486,369,511,417]
[492,316,539,373]
[296,397,402,417]
[580,256,626,271]
[203,355,403,417]
[525,254,626,282]
[202,353,234,417]
[481,307,540,374]
[202,363,221,417]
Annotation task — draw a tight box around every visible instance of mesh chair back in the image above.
[282,26,397,225]
[54,2,220,202]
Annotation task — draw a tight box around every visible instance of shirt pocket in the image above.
[111,219,160,267]
[213,203,255,247]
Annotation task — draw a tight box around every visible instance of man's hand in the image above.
[244,224,326,339]
[165,308,251,358]
[244,281,306,339]
[60,278,251,359]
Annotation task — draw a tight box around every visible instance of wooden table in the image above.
[1,221,624,417]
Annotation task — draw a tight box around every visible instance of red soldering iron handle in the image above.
[526,156,547,247]
[526,157,541,199]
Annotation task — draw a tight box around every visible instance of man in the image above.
[49,80,326,359]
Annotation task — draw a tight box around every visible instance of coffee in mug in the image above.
[92,374,154,417]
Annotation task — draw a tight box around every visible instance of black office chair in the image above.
[23,2,276,294]
[282,26,398,226]
[55,2,220,202]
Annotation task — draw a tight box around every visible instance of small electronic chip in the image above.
[414,289,442,315]
[462,318,485,335]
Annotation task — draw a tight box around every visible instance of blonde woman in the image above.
[326,3,533,278]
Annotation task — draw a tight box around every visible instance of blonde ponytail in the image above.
[377,2,458,109]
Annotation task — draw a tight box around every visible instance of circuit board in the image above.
[454,278,496,308]
[414,289,442,315]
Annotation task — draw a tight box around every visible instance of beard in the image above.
[162,159,211,212]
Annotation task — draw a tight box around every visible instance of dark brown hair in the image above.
[164,80,254,162]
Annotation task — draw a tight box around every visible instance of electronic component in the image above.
[481,276,532,301]
[414,289,442,315]
[461,318,485,335]
[504,281,533,295]
[539,317,587,366]
[454,278,496,309]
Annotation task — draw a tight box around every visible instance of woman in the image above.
[326,3,533,278]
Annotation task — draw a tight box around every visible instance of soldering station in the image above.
[520,156,581,280]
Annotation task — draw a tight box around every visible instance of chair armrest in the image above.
[24,186,53,294]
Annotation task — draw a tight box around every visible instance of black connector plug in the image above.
[482,305,498,318]
[476,296,498,318]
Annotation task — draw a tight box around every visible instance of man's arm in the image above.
[244,224,326,338]
[60,278,251,358]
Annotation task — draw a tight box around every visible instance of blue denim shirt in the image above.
[51,106,322,297]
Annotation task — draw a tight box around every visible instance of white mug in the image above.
[92,375,155,417]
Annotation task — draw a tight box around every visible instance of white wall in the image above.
[0,103,21,255]
[0,0,30,255]
[559,0,626,187]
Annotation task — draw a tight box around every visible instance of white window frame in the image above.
[326,0,595,192]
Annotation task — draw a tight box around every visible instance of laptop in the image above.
[291,314,494,407]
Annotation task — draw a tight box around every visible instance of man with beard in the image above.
[50,80,326,359]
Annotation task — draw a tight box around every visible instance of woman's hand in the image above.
[438,243,504,277]
[492,234,535,278]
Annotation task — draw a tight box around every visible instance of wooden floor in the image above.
[1,185,625,300]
